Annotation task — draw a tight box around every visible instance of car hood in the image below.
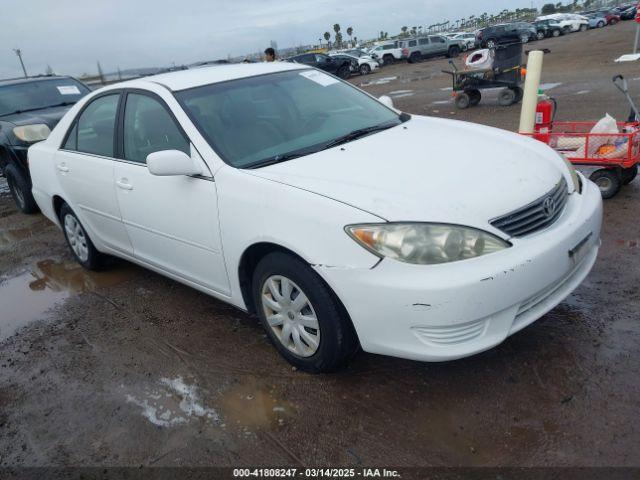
[246,116,568,234]
[1,104,72,129]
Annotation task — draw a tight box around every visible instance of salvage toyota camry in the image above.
[28,62,602,372]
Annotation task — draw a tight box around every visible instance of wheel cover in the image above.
[261,275,320,357]
[64,214,89,262]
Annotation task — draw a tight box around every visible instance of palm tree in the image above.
[347,26,353,45]
[324,31,331,43]
[401,26,408,37]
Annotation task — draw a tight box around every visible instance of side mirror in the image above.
[147,150,202,176]
[378,95,395,109]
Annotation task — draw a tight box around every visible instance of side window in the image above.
[408,40,417,47]
[418,38,429,45]
[123,93,189,164]
[75,94,119,157]
[432,36,446,43]
[63,124,78,150]
[383,45,393,50]
[315,54,327,63]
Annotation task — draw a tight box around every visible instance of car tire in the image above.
[597,21,605,28]
[408,52,422,63]
[359,64,371,75]
[455,92,471,109]
[252,252,359,373]
[447,46,460,58]
[59,203,107,270]
[498,88,517,106]
[520,34,529,44]
[580,24,588,32]
[563,26,571,34]
[382,54,395,65]
[336,65,351,79]
[511,86,524,103]
[537,31,545,40]
[553,29,561,37]
[5,164,39,214]
[590,169,621,199]
[486,39,497,49]
[610,19,618,25]
[622,165,638,185]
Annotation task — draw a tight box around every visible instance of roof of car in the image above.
[0,75,73,87]
[132,62,309,92]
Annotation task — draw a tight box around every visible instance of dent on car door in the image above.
[113,91,230,295]
[56,92,133,255]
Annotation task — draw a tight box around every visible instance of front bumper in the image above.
[316,176,603,362]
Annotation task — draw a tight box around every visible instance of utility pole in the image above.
[13,49,28,77]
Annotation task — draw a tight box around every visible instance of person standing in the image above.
[264,47,276,62]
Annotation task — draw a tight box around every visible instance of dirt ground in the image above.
[0,21,639,472]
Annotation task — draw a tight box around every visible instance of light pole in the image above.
[13,49,28,77]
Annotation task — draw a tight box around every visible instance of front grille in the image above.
[490,179,568,237]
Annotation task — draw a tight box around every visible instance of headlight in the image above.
[559,153,581,193]
[13,124,51,143]
[345,223,510,265]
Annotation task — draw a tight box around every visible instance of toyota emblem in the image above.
[542,196,556,218]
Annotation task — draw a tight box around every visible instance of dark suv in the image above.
[287,53,355,79]
[477,23,537,49]
[533,19,564,38]
[0,75,90,213]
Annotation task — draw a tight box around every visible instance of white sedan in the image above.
[330,52,379,75]
[28,62,602,372]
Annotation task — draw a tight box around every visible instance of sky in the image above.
[2,0,551,78]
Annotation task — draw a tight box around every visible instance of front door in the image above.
[113,91,229,295]
[55,92,132,255]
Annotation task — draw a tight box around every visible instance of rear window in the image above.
[0,78,90,116]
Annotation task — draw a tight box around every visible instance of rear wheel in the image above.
[455,92,471,109]
[520,34,529,44]
[382,54,395,65]
[5,164,39,214]
[485,39,497,49]
[610,19,618,26]
[580,24,588,31]
[252,252,358,373]
[597,20,605,28]
[359,63,371,75]
[590,169,621,199]
[448,46,461,58]
[59,203,107,270]
[408,52,422,63]
[498,88,517,106]
[511,86,524,103]
[537,31,545,40]
[622,165,638,185]
[552,29,561,37]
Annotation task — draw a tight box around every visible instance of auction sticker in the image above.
[57,85,81,95]
[299,70,339,87]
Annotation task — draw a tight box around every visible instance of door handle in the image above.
[116,179,133,191]
[56,163,69,173]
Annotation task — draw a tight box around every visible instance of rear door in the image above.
[55,92,132,255]
[429,36,447,55]
[112,90,229,294]
[417,37,431,56]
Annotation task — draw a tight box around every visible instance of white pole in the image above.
[519,50,544,134]
[634,24,640,54]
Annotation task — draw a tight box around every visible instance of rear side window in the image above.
[74,94,119,157]
[408,40,417,47]
[418,38,429,45]
[63,124,78,150]
[123,93,189,164]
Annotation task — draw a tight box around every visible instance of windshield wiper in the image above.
[323,122,398,149]
[0,101,77,117]
[245,152,309,169]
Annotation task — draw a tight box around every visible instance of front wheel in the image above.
[408,52,422,63]
[590,169,621,199]
[520,35,529,44]
[552,29,561,37]
[580,24,588,32]
[537,31,545,40]
[5,164,39,214]
[610,19,618,26]
[252,252,358,373]
[59,203,107,270]
[359,63,371,75]
[486,39,497,49]
[597,21,605,28]
[336,65,351,79]
[382,54,395,65]
[448,46,460,58]
[455,92,471,109]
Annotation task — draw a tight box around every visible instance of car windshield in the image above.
[0,78,90,116]
[175,69,405,168]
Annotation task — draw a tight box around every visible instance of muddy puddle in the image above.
[0,218,50,247]
[0,258,137,342]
